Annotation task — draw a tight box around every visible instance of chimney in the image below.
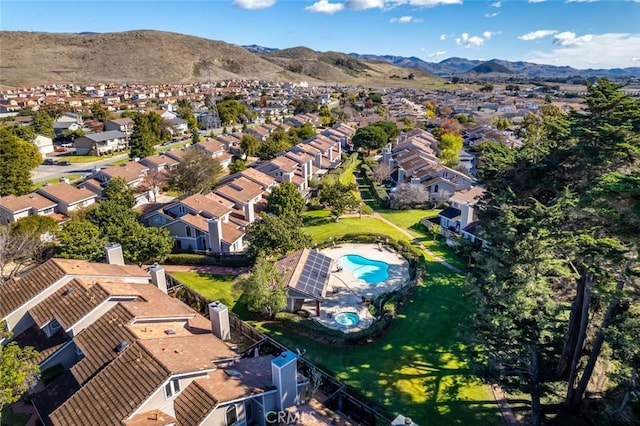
[271,351,298,410]
[328,147,334,162]
[149,263,167,293]
[410,177,421,186]
[283,173,293,183]
[314,152,322,168]
[243,200,255,223]
[207,218,223,253]
[382,147,392,164]
[397,167,405,184]
[460,202,473,229]
[105,242,124,265]
[208,301,230,340]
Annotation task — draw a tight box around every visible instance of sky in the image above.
[2,0,639,70]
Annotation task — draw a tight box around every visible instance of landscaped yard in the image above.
[303,216,410,243]
[32,174,83,190]
[169,272,241,309]
[253,262,497,425]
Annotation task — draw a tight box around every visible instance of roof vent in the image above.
[115,340,128,353]
[225,369,243,378]
[164,329,176,335]
[63,287,74,296]
[404,418,412,425]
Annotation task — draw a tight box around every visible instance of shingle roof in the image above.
[83,130,126,142]
[28,278,111,330]
[0,259,68,318]
[215,177,264,204]
[174,381,219,426]
[50,342,171,426]
[439,206,462,219]
[178,193,232,219]
[70,303,137,385]
[0,193,57,213]
[36,182,97,206]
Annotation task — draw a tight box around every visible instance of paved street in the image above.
[32,153,130,183]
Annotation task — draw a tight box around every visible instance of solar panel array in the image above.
[296,250,332,298]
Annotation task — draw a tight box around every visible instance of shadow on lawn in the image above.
[259,266,498,425]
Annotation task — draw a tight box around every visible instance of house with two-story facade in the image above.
[74,130,127,155]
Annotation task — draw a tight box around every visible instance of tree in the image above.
[31,111,54,137]
[372,162,391,184]
[217,99,251,125]
[319,181,359,218]
[257,138,290,160]
[229,159,247,174]
[429,223,442,241]
[289,123,316,142]
[0,338,40,421]
[86,200,138,230]
[176,100,198,132]
[479,83,494,93]
[105,219,173,265]
[56,221,106,262]
[169,148,222,195]
[141,169,168,203]
[267,182,305,219]
[239,134,260,158]
[90,102,112,122]
[439,133,464,167]
[236,255,287,318]
[0,129,41,196]
[370,120,400,143]
[492,117,511,131]
[351,125,388,155]
[102,177,135,209]
[247,215,311,256]
[129,113,156,159]
[0,217,56,282]
[389,183,430,209]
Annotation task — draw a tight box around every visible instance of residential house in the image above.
[437,186,486,245]
[193,138,233,169]
[74,130,127,155]
[103,117,134,138]
[35,182,98,216]
[276,248,333,317]
[138,153,179,173]
[0,193,58,224]
[34,134,54,156]
[80,161,150,205]
[1,251,307,425]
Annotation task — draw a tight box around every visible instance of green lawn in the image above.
[169,272,240,308]
[303,216,410,243]
[32,174,83,190]
[253,262,497,425]
[378,209,441,236]
[108,158,131,166]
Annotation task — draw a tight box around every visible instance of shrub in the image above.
[165,253,254,267]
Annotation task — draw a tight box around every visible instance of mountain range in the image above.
[0,30,637,88]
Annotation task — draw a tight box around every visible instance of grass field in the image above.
[253,262,497,425]
[303,216,410,243]
[169,272,240,308]
[32,174,83,190]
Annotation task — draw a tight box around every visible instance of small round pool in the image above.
[338,254,389,284]
[334,312,360,326]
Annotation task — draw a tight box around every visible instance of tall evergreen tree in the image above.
[129,113,156,159]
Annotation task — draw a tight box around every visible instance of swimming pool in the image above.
[338,254,389,284]
[334,312,360,326]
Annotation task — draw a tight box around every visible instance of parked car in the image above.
[57,160,72,166]
[43,158,57,165]
[161,141,172,146]
[60,142,74,148]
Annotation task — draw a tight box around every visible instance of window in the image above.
[165,379,181,398]
[226,405,238,426]
[178,205,185,214]
[434,184,439,193]
[186,226,192,237]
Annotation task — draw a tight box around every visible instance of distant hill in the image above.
[0,31,440,88]
[465,60,514,75]
[349,53,640,79]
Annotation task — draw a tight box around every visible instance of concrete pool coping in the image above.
[312,243,410,333]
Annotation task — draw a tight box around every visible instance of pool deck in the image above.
[313,243,410,332]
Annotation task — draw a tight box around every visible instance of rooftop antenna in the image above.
[203,65,221,130]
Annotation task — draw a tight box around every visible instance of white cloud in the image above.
[305,0,345,14]
[566,0,598,3]
[232,0,276,10]
[518,29,558,41]
[483,31,500,39]
[387,0,462,7]
[524,33,640,68]
[527,0,546,3]
[439,34,447,41]
[485,12,500,17]
[390,15,423,23]
[456,33,485,49]
[426,50,447,58]
[553,31,593,46]
[345,0,385,10]
[491,1,502,7]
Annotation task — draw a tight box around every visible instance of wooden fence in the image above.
[168,273,392,425]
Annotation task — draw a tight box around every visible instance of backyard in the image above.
[172,214,496,425]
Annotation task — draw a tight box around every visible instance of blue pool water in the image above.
[334,312,360,326]
[339,254,389,284]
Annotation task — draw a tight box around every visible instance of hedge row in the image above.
[164,253,254,267]
[360,164,389,208]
